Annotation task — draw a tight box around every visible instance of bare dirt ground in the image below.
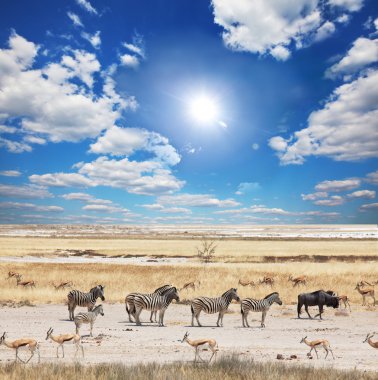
[0,303,376,372]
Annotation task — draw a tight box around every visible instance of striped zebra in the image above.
[74,304,104,337]
[125,284,172,323]
[191,288,240,327]
[133,287,180,326]
[67,285,105,321]
[241,292,282,328]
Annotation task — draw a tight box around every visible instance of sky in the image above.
[0,0,377,225]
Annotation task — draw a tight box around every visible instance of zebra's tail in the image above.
[126,303,129,314]
[190,304,194,315]
[241,304,244,315]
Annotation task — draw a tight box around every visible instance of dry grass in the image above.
[0,237,377,260]
[0,356,376,380]
[1,261,377,306]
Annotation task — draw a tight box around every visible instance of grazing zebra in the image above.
[133,287,180,326]
[241,292,282,328]
[191,288,240,327]
[125,284,172,323]
[67,285,105,321]
[74,304,104,337]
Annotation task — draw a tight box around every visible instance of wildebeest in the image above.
[297,290,339,319]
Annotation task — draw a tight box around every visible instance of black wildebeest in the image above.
[297,290,339,319]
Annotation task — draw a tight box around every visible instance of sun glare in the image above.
[189,95,218,124]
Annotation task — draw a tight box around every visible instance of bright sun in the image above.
[189,95,218,124]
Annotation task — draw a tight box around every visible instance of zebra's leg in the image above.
[90,322,93,337]
[159,309,166,327]
[261,311,267,328]
[135,306,143,326]
[216,312,222,327]
[195,310,202,327]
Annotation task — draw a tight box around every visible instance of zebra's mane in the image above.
[222,288,236,297]
[264,292,278,299]
[154,284,172,293]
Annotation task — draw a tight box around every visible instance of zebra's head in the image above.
[264,292,282,305]
[46,327,53,340]
[94,304,104,316]
[166,287,180,303]
[223,288,240,302]
[181,331,189,343]
[0,332,6,344]
[91,285,105,301]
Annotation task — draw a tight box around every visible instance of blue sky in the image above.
[0,0,377,224]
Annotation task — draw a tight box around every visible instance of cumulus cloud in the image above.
[314,21,336,42]
[315,179,361,192]
[67,12,83,27]
[120,54,139,68]
[301,191,328,200]
[235,182,260,195]
[82,204,128,213]
[269,69,378,164]
[62,192,113,205]
[328,0,365,12]
[89,126,181,165]
[347,189,376,199]
[123,34,145,59]
[359,202,378,211]
[0,170,21,177]
[0,184,52,198]
[157,193,240,208]
[313,195,344,206]
[365,170,378,185]
[0,201,63,212]
[81,31,101,49]
[75,0,98,15]
[326,37,378,78]
[29,173,94,187]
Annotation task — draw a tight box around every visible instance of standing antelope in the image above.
[6,271,20,280]
[15,274,36,288]
[125,284,172,323]
[46,327,84,358]
[181,331,218,363]
[74,304,104,337]
[52,281,73,290]
[355,283,375,306]
[259,276,274,287]
[363,333,378,349]
[300,336,335,359]
[180,281,200,292]
[241,292,282,328]
[0,332,40,363]
[191,288,240,327]
[67,285,105,321]
[337,295,351,312]
[238,279,256,287]
[288,275,307,287]
[133,287,180,326]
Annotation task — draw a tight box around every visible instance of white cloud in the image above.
[29,173,94,187]
[0,184,52,198]
[159,207,192,214]
[365,170,378,185]
[270,45,291,61]
[0,201,63,212]
[328,0,365,12]
[141,203,164,210]
[359,202,378,211]
[123,34,145,59]
[89,126,181,165]
[314,195,344,206]
[82,204,128,213]
[301,191,328,200]
[235,182,260,195]
[0,32,133,149]
[23,135,46,145]
[347,189,376,199]
[157,193,240,208]
[0,170,21,177]
[315,179,361,192]
[0,125,17,133]
[326,37,378,78]
[269,70,378,164]
[67,12,83,27]
[81,31,101,49]
[62,192,113,205]
[120,54,139,68]
[314,21,336,42]
[75,0,98,15]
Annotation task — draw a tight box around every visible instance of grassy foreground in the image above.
[0,357,376,380]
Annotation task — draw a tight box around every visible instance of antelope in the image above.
[46,327,84,358]
[0,332,40,363]
[181,331,218,363]
[355,283,375,306]
[363,333,378,349]
[357,280,374,288]
[16,274,36,288]
[337,295,351,312]
[288,275,307,287]
[180,281,199,292]
[52,281,73,290]
[300,336,334,359]
[238,279,256,287]
[259,276,274,287]
[6,271,20,280]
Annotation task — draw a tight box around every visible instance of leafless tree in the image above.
[196,239,217,263]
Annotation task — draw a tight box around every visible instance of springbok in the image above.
[300,336,334,359]
[355,283,375,306]
[259,276,274,287]
[16,274,36,288]
[288,275,307,287]
[46,327,84,358]
[238,279,256,287]
[52,281,73,290]
[180,281,200,292]
[0,332,40,363]
[181,331,218,363]
[6,271,20,280]
[363,333,378,349]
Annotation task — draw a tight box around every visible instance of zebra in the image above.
[67,285,105,321]
[125,284,172,323]
[191,288,240,327]
[241,292,282,328]
[133,287,180,326]
[74,304,104,337]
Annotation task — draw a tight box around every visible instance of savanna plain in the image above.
[0,224,377,379]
